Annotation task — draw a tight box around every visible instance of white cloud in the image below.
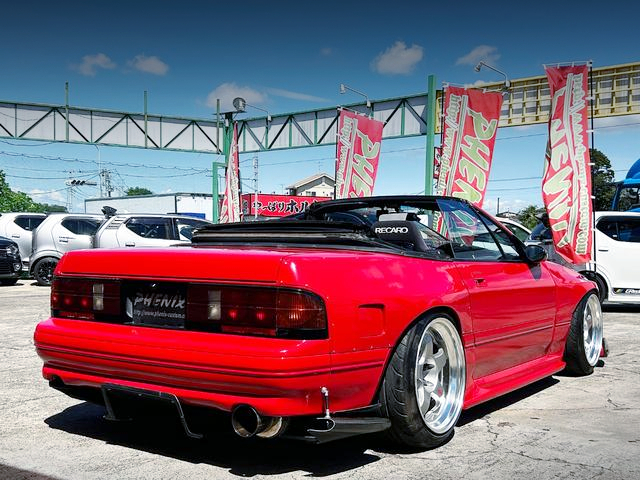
[320,47,332,56]
[456,45,500,67]
[128,54,169,76]
[484,197,538,215]
[206,83,266,111]
[265,87,329,103]
[73,53,116,76]
[464,79,492,88]
[371,41,423,75]
[27,189,66,206]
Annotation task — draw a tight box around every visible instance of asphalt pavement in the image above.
[1,280,638,480]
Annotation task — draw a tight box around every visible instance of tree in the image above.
[40,203,67,213]
[0,170,53,213]
[126,186,153,196]
[590,148,616,211]
[516,205,543,230]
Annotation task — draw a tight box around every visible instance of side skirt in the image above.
[463,353,566,409]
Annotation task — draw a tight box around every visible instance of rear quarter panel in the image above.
[275,251,473,409]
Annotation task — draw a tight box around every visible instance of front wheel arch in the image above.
[564,292,603,376]
[579,271,608,303]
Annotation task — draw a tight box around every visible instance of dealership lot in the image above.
[1,280,638,480]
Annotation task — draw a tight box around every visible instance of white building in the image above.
[286,173,335,198]
[85,193,213,220]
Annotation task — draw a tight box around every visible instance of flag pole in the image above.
[424,74,437,195]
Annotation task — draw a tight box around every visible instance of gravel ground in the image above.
[0,279,638,480]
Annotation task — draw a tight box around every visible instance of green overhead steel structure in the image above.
[0,62,638,220]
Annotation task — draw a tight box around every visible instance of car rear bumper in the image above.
[35,318,386,417]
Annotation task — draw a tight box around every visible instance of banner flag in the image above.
[219,122,242,223]
[434,86,503,208]
[335,110,384,199]
[542,65,593,264]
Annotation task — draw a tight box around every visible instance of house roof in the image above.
[287,172,335,189]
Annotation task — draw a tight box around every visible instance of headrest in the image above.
[371,220,429,252]
[377,212,420,222]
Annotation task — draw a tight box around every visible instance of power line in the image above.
[0,150,210,171]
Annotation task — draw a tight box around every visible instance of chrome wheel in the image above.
[414,317,465,434]
[583,294,603,367]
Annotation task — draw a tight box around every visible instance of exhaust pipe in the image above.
[231,405,286,438]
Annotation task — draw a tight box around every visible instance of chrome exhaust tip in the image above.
[231,405,286,438]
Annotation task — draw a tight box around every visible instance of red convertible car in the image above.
[34,196,603,448]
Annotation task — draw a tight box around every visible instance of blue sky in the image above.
[0,0,639,214]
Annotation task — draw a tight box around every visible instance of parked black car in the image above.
[0,236,22,286]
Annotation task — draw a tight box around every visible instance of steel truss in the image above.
[0,62,638,154]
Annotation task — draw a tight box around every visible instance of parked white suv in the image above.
[528,211,640,303]
[496,217,531,243]
[0,213,46,270]
[94,214,211,248]
[581,212,640,303]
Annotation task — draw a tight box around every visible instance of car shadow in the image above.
[603,303,640,313]
[0,464,60,480]
[45,402,381,477]
[457,377,559,426]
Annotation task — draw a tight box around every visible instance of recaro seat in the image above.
[371,219,431,253]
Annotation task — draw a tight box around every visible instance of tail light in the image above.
[51,278,327,340]
[188,285,327,339]
[51,278,121,320]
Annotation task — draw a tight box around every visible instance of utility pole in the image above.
[99,168,113,197]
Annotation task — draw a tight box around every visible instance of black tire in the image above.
[0,278,19,286]
[33,258,58,286]
[381,313,466,449]
[564,292,603,376]
[581,271,607,303]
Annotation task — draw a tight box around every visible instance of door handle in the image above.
[125,242,136,247]
[58,237,69,243]
[597,248,608,252]
[11,234,20,239]
[474,278,486,285]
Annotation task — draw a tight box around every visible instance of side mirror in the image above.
[524,244,547,264]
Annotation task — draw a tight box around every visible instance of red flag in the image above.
[335,110,384,199]
[435,86,503,207]
[542,65,593,264]
[219,123,241,223]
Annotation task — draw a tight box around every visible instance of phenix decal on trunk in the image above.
[542,65,593,264]
[335,110,383,199]
[435,86,503,208]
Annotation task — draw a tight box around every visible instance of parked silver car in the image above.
[0,212,46,270]
[94,214,211,248]
[30,214,105,286]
